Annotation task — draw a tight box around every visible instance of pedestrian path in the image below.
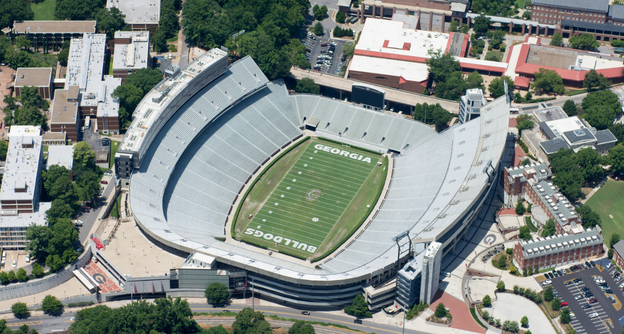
[84,260,121,293]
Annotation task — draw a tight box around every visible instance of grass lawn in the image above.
[514,0,525,8]
[108,56,114,75]
[110,141,120,168]
[31,0,57,21]
[234,138,387,261]
[584,180,624,246]
[167,35,178,43]
[485,50,504,62]
[31,52,58,67]
[525,216,538,232]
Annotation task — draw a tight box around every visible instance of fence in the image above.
[0,247,92,301]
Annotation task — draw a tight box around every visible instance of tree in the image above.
[313,22,324,36]
[611,233,622,248]
[515,200,526,215]
[427,50,461,84]
[584,69,611,91]
[544,286,554,302]
[563,100,578,116]
[204,282,229,305]
[550,33,563,47]
[560,307,571,324]
[152,28,169,53]
[581,90,621,130]
[473,14,491,34]
[488,76,514,98]
[46,199,77,226]
[336,11,346,24]
[551,297,561,311]
[95,7,126,39]
[16,268,27,282]
[26,224,50,261]
[15,36,31,50]
[570,33,600,50]
[42,295,63,314]
[497,280,505,292]
[55,0,105,20]
[434,71,468,100]
[11,302,28,318]
[112,84,144,130]
[541,218,556,237]
[532,68,564,95]
[342,43,355,58]
[73,142,96,171]
[610,144,624,175]
[466,72,485,91]
[449,20,459,32]
[0,272,8,285]
[289,320,315,334]
[503,320,519,332]
[124,68,163,94]
[611,124,624,144]
[48,218,78,259]
[435,303,447,318]
[232,307,272,334]
[0,0,34,30]
[412,103,452,131]
[461,24,469,33]
[32,263,44,278]
[516,114,534,136]
[519,226,531,241]
[344,295,372,318]
[207,325,230,334]
[482,294,492,307]
[295,78,320,94]
[497,254,507,269]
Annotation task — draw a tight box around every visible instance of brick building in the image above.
[613,240,624,270]
[106,0,160,31]
[11,21,96,50]
[14,68,53,99]
[112,31,151,83]
[50,87,80,142]
[513,227,605,271]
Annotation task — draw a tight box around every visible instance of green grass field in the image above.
[110,141,120,168]
[234,138,387,260]
[31,0,57,21]
[584,180,624,246]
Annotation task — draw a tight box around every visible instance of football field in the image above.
[240,140,381,257]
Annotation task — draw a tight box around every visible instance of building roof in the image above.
[563,128,596,145]
[46,145,74,170]
[392,9,419,29]
[65,34,106,90]
[520,227,602,259]
[614,240,624,258]
[595,129,618,145]
[50,89,79,124]
[609,4,624,20]
[0,126,42,202]
[506,162,552,183]
[112,31,150,71]
[0,202,50,228]
[532,0,609,12]
[529,179,580,229]
[532,105,568,123]
[540,138,570,154]
[350,55,429,82]
[106,0,160,25]
[42,132,67,141]
[13,21,96,34]
[514,76,530,88]
[541,116,587,140]
[14,68,52,88]
[95,76,122,118]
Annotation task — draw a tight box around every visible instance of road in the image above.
[76,180,115,244]
[516,93,588,113]
[5,303,431,334]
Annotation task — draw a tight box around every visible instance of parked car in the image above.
[561,302,568,307]
[11,260,16,268]
[575,295,582,300]
[589,312,599,318]
[607,263,612,269]
[566,281,574,286]
[543,280,552,285]
[573,278,582,284]
[589,298,598,304]
[75,220,84,227]
[606,289,614,294]
[585,261,592,268]
[354,319,362,324]
[557,270,564,276]
[100,180,108,185]
[585,292,594,298]
[582,287,590,292]
[301,311,310,315]
[583,304,592,309]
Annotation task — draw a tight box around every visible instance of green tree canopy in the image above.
[427,50,461,84]
[25,224,50,261]
[497,280,505,292]
[550,33,563,47]
[342,43,355,57]
[204,282,230,305]
[313,22,324,35]
[581,90,621,130]
[515,200,526,215]
[473,14,491,34]
[288,320,315,334]
[560,307,571,324]
[570,33,600,50]
[482,294,492,307]
[294,78,320,94]
[577,205,602,229]
[609,124,624,144]
[562,100,578,116]
[544,286,554,302]
[0,0,34,30]
[336,11,346,24]
[532,68,564,95]
[519,226,531,241]
[344,294,372,318]
[11,302,28,318]
[551,297,561,311]
[95,7,126,39]
[16,268,27,282]
[541,218,556,237]
[449,20,459,32]
[32,263,44,278]
[610,144,624,175]
[583,69,611,91]
[434,303,447,318]
[515,114,534,136]
[55,0,106,20]
[232,307,272,334]
[413,103,452,132]
[466,72,485,91]
[488,76,514,98]
[41,295,63,314]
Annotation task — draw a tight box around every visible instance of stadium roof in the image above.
[126,52,509,289]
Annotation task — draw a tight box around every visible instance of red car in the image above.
[589,298,598,304]
[561,302,568,307]
[100,180,108,184]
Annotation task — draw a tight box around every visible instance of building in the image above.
[502,163,551,205]
[420,242,442,305]
[512,227,605,271]
[46,145,74,171]
[42,132,66,146]
[11,21,96,49]
[459,88,486,124]
[395,252,425,308]
[112,31,151,83]
[14,68,53,99]
[117,49,508,308]
[347,19,507,94]
[0,126,44,214]
[538,116,617,156]
[66,33,122,134]
[612,240,624,270]
[50,88,80,142]
[106,0,160,31]
[354,0,472,30]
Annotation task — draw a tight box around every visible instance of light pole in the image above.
[252,277,255,310]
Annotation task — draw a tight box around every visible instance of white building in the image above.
[420,242,442,304]
[112,31,151,82]
[46,145,74,171]
[106,0,161,31]
[459,88,486,124]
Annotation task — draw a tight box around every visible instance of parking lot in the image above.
[542,259,624,334]
[303,32,348,75]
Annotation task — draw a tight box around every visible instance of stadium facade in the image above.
[116,48,510,309]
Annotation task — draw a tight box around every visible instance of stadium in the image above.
[116,48,510,309]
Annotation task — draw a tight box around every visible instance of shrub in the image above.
[336,11,346,24]
[513,285,519,294]
[544,286,554,302]
[497,280,505,292]
[506,248,513,255]
[482,310,490,321]
[435,303,448,318]
[551,297,561,311]
[482,294,492,307]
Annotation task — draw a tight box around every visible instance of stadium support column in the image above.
[509,22,513,33]
[420,242,442,304]
[429,12,433,31]
[522,23,526,35]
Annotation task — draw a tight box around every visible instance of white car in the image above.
[11,260,16,268]
[25,254,30,263]
[543,279,552,285]
[589,312,599,319]
[575,295,582,300]
[570,312,575,318]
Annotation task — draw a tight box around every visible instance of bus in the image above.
[85,116,90,129]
